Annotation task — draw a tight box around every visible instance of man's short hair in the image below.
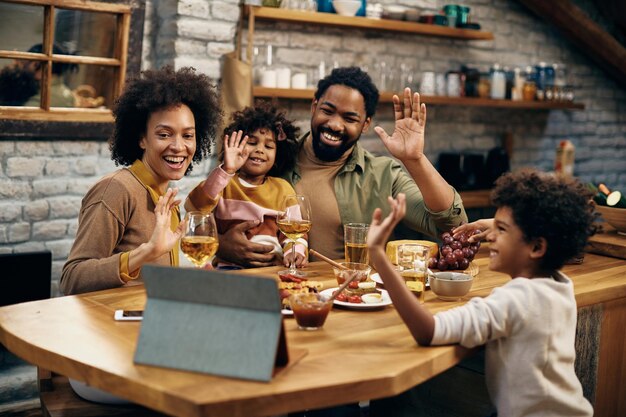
[314,66,379,118]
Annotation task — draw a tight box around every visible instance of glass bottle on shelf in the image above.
[534,62,547,101]
[544,64,555,101]
[251,46,261,86]
[503,66,514,100]
[553,63,567,102]
[477,72,490,98]
[511,67,524,101]
[522,66,536,101]
[400,63,417,92]
[489,64,506,99]
[259,45,277,88]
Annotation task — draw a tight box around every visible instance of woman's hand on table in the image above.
[452,218,494,243]
[217,221,277,268]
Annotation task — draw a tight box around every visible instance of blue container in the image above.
[318,0,333,13]
[357,0,366,17]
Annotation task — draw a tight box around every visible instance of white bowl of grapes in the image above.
[427,230,481,273]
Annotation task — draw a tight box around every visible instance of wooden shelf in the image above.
[459,189,493,209]
[245,6,494,40]
[253,87,586,110]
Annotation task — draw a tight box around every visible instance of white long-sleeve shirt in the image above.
[432,271,593,417]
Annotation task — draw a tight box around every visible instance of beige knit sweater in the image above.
[60,165,172,295]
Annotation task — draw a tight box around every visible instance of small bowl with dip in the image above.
[332,262,371,285]
[430,272,473,301]
[289,292,332,330]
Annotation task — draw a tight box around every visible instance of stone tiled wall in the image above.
[1,0,625,296]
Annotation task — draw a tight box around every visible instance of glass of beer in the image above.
[180,212,219,268]
[398,244,429,303]
[344,223,369,264]
[277,194,312,277]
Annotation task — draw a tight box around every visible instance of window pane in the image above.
[55,8,118,58]
[0,62,117,108]
[0,60,41,107]
[0,3,44,52]
[62,64,118,109]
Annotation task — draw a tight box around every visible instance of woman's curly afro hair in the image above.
[109,66,221,173]
[491,168,597,271]
[222,100,300,178]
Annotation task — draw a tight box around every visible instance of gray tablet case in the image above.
[134,265,288,382]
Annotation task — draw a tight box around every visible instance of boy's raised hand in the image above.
[374,89,427,163]
[222,130,249,175]
[368,193,407,250]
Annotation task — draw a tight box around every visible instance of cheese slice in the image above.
[406,281,424,293]
[385,240,438,264]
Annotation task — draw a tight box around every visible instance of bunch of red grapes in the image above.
[428,230,482,271]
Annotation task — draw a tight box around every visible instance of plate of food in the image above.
[278,279,324,316]
[320,286,392,310]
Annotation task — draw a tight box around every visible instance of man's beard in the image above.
[311,128,357,162]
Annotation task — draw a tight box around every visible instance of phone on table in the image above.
[113,309,144,321]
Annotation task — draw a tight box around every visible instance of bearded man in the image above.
[218,66,467,267]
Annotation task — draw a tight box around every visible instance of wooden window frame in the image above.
[0,0,144,140]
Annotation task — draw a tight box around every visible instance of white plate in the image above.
[320,288,392,310]
[371,272,430,288]
[281,308,294,316]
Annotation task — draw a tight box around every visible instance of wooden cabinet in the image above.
[243,6,585,111]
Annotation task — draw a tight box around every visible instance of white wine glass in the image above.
[180,211,219,268]
[277,194,312,277]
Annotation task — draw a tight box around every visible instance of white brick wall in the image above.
[0,0,625,298]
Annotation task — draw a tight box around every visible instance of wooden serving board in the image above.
[586,228,626,260]
[431,261,479,277]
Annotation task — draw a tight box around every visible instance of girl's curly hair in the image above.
[222,100,300,177]
[491,168,597,271]
[109,66,221,173]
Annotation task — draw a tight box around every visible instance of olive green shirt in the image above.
[282,133,467,242]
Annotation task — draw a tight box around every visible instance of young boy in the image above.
[367,169,595,417]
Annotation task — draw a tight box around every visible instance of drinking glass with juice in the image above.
[398,244,429,303]
[344,223,369,264]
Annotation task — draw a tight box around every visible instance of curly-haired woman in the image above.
[185,101,304,269]
[61,67,221,295]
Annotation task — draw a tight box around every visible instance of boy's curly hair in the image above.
[315,67,379,118]
[491,169,597,271]
[222,101,300,177]
[109,67,221,173]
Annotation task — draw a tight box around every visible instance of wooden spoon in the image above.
[309,249,349,270]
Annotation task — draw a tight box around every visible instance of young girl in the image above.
[368,169,595,417]
[185,102,306,269]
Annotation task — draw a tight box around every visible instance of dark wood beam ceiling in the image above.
[517,0,626,89]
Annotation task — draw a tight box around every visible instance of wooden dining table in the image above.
[1,250,625,417]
